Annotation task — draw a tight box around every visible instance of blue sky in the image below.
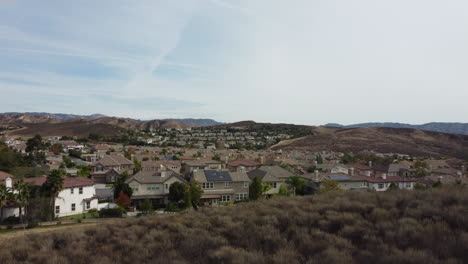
[1,0,467,125]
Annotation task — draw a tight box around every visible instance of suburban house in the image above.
[326,173,415,191]
[125,169,187,207]
[247,166,294,182]
[24,176,99,218]
[192,170,250,205]
[246,168,284,195]
[90,155,134,184]
[227,159,261,172]
[326,174,369,191]
[184,160,222,174]
[94,144,111,159]
[0,172,19,220]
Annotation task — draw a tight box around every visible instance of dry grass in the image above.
[1,187,468,264]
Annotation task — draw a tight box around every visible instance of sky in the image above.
[0,0,467,125]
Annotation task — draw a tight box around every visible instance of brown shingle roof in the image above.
[228,160,261,167]
[24,176,95,188]
[92,155,133,167]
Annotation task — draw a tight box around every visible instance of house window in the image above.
[86,201,91,210]
[405,183,412,188]
[225,182,230,188]
[202,182,214,189]
[111,175,116,182]
[236,193,248,201]
[55,206,60,214]
[243,182,249,188]
[71,203,76,211]
[70,188,74,194]
[378,183,384,189]
[221,195,231,202]
[165,184,169,190]
[131,185,139,192]
[79,187,83,194]
[271,182,277,188]
[147,184,160,191]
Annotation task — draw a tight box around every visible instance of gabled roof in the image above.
[204,170,232,182]
[24,176,95,188]
[126,170,185,184]
[247,166,294,181]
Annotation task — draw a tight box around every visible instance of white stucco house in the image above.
[25,176,99,218]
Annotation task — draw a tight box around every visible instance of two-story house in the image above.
[192,170,250,205]
[91,155,133,184]
[125,169,187,207]
[247,167,284,195]
[24,176,98,218]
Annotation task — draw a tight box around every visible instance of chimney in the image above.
[349,167,355,176]
[260,156,264,164]
[382,173,387,180]
[5,177,12,189]
[366,171,371,177]
[314,170,319,181]
[368,161,373,168]
[461,165,465,172]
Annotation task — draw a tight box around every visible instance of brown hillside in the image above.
[0,114,190,137]
[273,126,468,160]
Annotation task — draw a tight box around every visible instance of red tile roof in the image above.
[24,176,95,188]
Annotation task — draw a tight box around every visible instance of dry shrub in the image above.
[0,186,467,263]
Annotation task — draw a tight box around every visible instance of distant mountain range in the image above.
[324,122,468,135]
[2,112,223,127]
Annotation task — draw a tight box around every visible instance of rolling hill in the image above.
[325,122,468,135]
[0,113,190,137]
[273,126,468,160]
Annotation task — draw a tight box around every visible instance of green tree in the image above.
[140,198,153,214]
[432,180,442,188]
[26,134,44,153]
[77,165,91,177]
[41,169,65,221]
[188,181,203,209]
[278,184,289,196]
[112,171,133,199]
[388,182,399,190]
[212,154,221,162]
[286,176,305,196]
[168,182,186,203]
[249,176,263,200]
[262,182,272,194]
[13,179,31,224]
[341,153,356,164]
[316,153,324,164]
[319,180,341,194]
[0,184,11,221]
[133,158,142,174]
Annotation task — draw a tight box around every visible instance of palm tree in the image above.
[286,176,305,196]
[41,169,64,221]
[0,184,10,222]
[13,179,31,224]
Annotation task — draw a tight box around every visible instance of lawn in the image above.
[58,211,99,220]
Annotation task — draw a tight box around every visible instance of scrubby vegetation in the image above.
[1,187,468,263]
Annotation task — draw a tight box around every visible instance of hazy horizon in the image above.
[1,0,468,125]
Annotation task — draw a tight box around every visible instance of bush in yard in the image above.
[99,207,125,218]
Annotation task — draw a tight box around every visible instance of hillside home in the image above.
[0,172,19,220]
[91,155,133,184]
[227,160,261,172]
[126,170,187,206]
[24,176,98,218]
[192,170,250,205]
[247,167,285,195]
